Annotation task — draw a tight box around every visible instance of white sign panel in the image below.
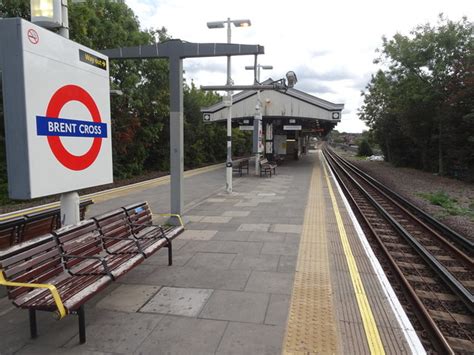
[283,125,302,131]
[0,19,112,199]
[239,125,254,131]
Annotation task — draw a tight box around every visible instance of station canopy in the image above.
[201,79,344,136]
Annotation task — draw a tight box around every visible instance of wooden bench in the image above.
[259,158,277,177]
[0,201,183,344]
[232,159,249,176]
[0,199,94,250]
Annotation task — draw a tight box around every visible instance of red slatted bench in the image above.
[0,201,184,344]
[0,199,94,250]
[259,158,277,177]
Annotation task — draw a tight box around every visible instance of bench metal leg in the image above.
[168,241,173,266]
[29,309,37,339]
[78,306,86,344]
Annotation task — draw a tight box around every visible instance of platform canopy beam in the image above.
[101,41,264,222]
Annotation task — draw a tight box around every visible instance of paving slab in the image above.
[261,241,299,256]
[265,294,291,325]
[245,271,294,295]
[237,223,270,232]
[141,250,194,267]
[186,252,236,269]
[270,224,303,234]
[230,254,279,271]
[216,322,285,355]
[201,216,233,223]
[234,201,259,207]
[143,267,251,291]
[140,287,213,317]
[135,316,227,355]
[182,240,263,255]
[115,264,157,284]
[184,215,204,222]
[247,231,286,243]
[278,255,298,272]
[65,310,163,354]
[179,229,217,240]
[222,210,250,217]
[212,231,251,242]
[96,284,160,313]
[199,290,269,323]
[16,344,113,355]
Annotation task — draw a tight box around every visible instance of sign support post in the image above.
[55,3,80,226]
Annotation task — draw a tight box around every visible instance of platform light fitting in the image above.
[207,19,251,29]
[31,0,62,28]
[286,71,298,88]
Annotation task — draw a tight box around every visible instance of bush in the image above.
[357,139,373,157]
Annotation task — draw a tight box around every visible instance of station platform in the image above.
[0,151,424,354]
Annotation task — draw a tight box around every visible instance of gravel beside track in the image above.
[340,152,474,240]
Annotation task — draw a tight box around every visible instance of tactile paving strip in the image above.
[282,157,340,354]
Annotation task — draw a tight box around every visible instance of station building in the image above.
[201,81,344,161]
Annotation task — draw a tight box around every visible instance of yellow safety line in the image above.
[0,163,223,220]
[322,155,385,355]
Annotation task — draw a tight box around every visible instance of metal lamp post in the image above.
[207,18,251,193]
[245,64,273,175]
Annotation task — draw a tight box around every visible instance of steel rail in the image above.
[326,147,473,253]
[324,148,473,313]
[323,152,454,354]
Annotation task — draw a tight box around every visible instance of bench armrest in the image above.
[61,254,112,278]
[98,235,144,255]
[153,213,185,228]
[0,270,67,319]
[130,222,166,240]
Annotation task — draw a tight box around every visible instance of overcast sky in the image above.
[125,0,472,133]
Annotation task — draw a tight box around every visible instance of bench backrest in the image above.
[260,158,268,165]
[122,202,153,235]
[0,199,94,250]
[0,234,62,300]
[93,209,134,250]
[0,217,25,250]
[54,220,103,270]
[22,210,60,244]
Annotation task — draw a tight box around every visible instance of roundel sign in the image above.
[1,19,112,199]
[44,85,104,171]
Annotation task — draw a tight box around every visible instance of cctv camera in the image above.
[286,71,297,88]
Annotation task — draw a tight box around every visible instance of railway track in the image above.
[323,147,474,354]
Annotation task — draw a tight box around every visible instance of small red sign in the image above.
[27,29,39,44]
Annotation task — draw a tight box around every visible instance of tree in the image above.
[357,140,373,157]
[359,16,473,179]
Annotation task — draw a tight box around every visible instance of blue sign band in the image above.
[36,116,107,138]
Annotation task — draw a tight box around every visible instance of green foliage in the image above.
[359,16,474,180]
[357,139,373,157]
[418,191,474,218]
[0,0,239,204]
[0,0,30,18]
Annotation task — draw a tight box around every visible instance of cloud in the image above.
[184,60,227,75]
[296,79,335,95]
[296,65,357,82]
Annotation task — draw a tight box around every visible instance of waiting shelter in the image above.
[201,81,344,161]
